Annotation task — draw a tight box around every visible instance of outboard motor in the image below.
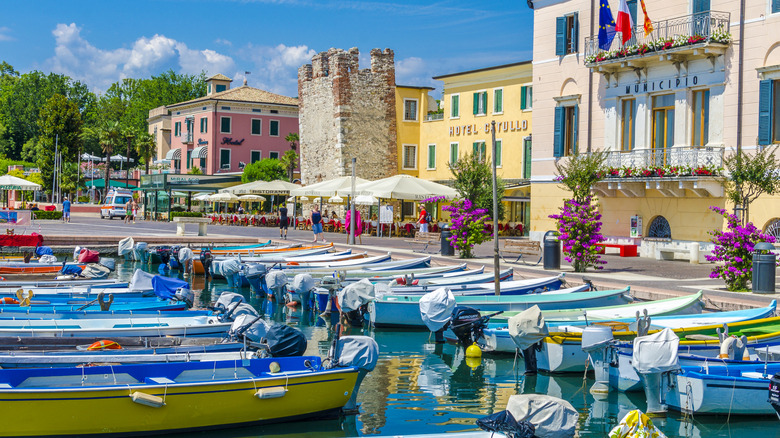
[265,271,289,302]
[243,263,268,295]
[213,291,246,321]
[476,410,535,438]
[213,259,242,290]
[419,287,457,343]
[507,306,549,376]
[38,254,58,264]
[317,275,342,314]
[133,242,149,263]
[228,314,270,344]
[581,325,615,396]
[632,327,681,417]
[769,373,780,420]
[199,247,213,279]
[174,287,194,308]
[117,237,134,259]
[325,334,379,411]
[289,273,317,309]
[155,246,172,266]
[178,247,194,277]
[167,245,182,270]
[450,306,487,346]
[262,324,308,357]
[81,263,111,279]
[337,279,375,327]
[501,394,578,438]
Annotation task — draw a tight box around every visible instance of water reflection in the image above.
[114,262,780,437]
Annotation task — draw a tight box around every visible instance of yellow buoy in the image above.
[465,342,482,358]
[465,356,482,369]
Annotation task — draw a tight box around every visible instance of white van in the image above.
[100,190,134,219]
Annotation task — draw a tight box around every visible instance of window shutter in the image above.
[521,86,527,110]
[556,16,566,56]
[572,106,579,155]
[693,0,710,14]
[553,107,564,157]
[494,89,503,113]
[473,142,479,158]
[774,0,780,13]
[759,79,774,146]
[482,92,488,114]
[452,96,459,117]
[473,93,479,115]
[572,12,579,53]
[627,0,638,23]
[529,87,533,108]
[495,140,502,167]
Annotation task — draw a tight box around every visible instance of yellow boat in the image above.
[0,340,377,436]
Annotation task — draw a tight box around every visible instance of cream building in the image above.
[529,0,780,259]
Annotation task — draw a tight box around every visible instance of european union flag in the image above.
[599,1,617,50]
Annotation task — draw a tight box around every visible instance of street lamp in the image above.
[125,133,134,189]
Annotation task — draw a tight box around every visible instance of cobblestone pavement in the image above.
[24,213,780,310]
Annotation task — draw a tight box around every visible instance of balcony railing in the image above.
[603,146,724,171]
[426,112,444,121]
[584,10,730,62]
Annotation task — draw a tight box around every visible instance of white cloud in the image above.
[0,27,13,42]
[46,23,234,93]
[215,38,233,46]
[240,43,316,96]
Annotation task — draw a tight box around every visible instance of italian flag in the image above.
[615,0,634,44]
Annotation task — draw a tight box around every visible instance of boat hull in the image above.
[665,370,775,415]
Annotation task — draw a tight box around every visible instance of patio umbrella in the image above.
[298,196,309,201]
[193,193,211,201]
[80,153,102,161]
[209,192,239,202]
[221,179,300,195]
[0,175,41,191]
[337,174,458,201]
[328,195,344,203]
[238,194,267,202]
[289,176,370,198]
[110,155,134,163]
[355,195,378,205]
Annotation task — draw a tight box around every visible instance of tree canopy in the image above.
[242,158,286,183]
[722,146,780,224]
[37,94,83,192]
[448,152,506,220]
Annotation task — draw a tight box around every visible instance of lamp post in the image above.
[125,133,134,189]
[491,121,500,296]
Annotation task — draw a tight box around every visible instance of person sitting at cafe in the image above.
[29,204,39,211]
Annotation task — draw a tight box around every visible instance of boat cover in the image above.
[608,410,667,438]
[244,263,267,279]
[60,264,83,276]
[419,287,456,332]
[338,279,375,312]
[99,257,116,271]
[72,246,82,261]
[178,247,194,262]
[336,335,379,372]
[476,410,535,438]
[505,394,578,438]
[35,246,53,257]
[291,273,317,294]
[230,303,260,319]
[81,264,110,279]
[38,254,57,264]
[265,271,288,289]
[151,275,189,299]
[117,237,134,256]
[264,324,307,357]
[129,269,154,291]
[133,242,148,262]
[632,327,680,374]
[213,259,242,277]
[77,249,100,263]
[214,292,245,312]
[229,314,269,341]
[508,306,549,350]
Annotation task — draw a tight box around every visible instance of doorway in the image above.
[651,94,675,166]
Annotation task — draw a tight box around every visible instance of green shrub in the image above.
[33,211,63,220]
[170,212,203,220]
[78,196,89,203]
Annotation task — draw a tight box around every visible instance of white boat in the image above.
[0,315,230,337]
[382,274,567,297]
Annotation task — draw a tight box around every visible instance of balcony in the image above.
[584,11,730,71]
[425,112,444,121]
[591,146,725,198]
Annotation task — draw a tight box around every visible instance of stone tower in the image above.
[297,47,397,184]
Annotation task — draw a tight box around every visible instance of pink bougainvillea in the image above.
[549,196,606,272]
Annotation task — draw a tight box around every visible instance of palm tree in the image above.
[285,132,299,151]
[279,150,299,182]
[135,131,157,175]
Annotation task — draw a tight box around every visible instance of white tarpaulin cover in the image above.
[81,264,110,279]
[291,273,317,294]
[337,278,375,312]
[508,305,550,351]
[265,271,289,289]
[506,394,578,438]
[419,287,456,333]
[38,255,57,264]
[215,292,245,312]
[230,314,269,339]
[129,269,155,291]
[213,259,242,277]
[117,237,134,256]
[336,335,379,372]
[178,247,194,262]
[632,327,680,374]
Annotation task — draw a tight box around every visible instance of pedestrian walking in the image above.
[124,199,132,224]
[131,199,138,224]
[279,205,289,239]
[417,204,429,233]
[62,197,71,223]
[345,207,362,245]
[311,204,325,243]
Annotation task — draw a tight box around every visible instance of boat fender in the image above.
[0,297,18,305]
[130,392,165,408]
[718,335,749,360]
[87,340,122,351]
[286,261,299,266]
[255,386,287,399]
[395,277,405,285]
[411,280,419,286]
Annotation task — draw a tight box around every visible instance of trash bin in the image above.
[441,225,454,256]
[543,230,561,270]
[753,242,777,294]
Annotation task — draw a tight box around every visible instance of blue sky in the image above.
[0,1,533,97]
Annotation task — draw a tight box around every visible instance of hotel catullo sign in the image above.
[449,119,528,137]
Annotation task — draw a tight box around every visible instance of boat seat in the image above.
[16,373,139,388]
[145,377,176,385]
[175,367,256,382]
[0,383,12,389]
[684,334,719,341]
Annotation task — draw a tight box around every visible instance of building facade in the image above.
[147,106,171,164]
[529,0,780,255]
[153,74,299,176]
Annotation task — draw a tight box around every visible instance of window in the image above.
[451,94,460,118]
[495,140,503,167]
[493,89,503,114]
[251,119,262,136]
[692,0,710,13]
[269,152,279,160]
[473,91,487,116]
[402,145,417,169]
[269,120,279,136]
[621,99,636,151]
[207,83,211,94]
[773,0,780,13]
[404,99,418,121]
[200,158,206,168]
[627,0,638,23]
[427,144,436,169]
[553,105,579,157]
[758,79,780,145]
[473,141,487,161]
[521,86,533,110]
[174,122,181,137]
[555,13,579,55]
[220,117,231,134]
[200,117,208,133]
[216,84,227,93]
[691,90,710,147]
[186,150,191,169]
[523,138,532,178]
[220,149,231,169]
[450,143,459,164]
[251,151,261,163]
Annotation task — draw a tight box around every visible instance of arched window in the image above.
[765,218,780,239]
[648,216,671,239]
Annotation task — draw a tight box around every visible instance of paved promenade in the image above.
[21,213,780,311]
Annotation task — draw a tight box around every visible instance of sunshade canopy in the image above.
[80,153,102,161]
[193,193,211,201]
[86,180,137,189]
[209,192,239,202]
[0,174,41,191]
[220,179,300,195]
[354,195,378,205]
[328,195,344,203]
[289,176,370,198]
[110,155,134,162]
[337,174,458,201]
[238,194,267,202]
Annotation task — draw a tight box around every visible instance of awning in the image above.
[86,180,138,189]
[192,146,208,159]
[165,149,181,160]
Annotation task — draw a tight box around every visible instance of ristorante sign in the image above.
[449,120,528,136]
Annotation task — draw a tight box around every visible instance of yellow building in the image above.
[397,61,534,231]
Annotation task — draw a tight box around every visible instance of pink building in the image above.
[163,74,299,175]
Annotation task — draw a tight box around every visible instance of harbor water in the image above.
[113,261,780,438]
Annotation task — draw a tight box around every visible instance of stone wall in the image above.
[298,47,397,185]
